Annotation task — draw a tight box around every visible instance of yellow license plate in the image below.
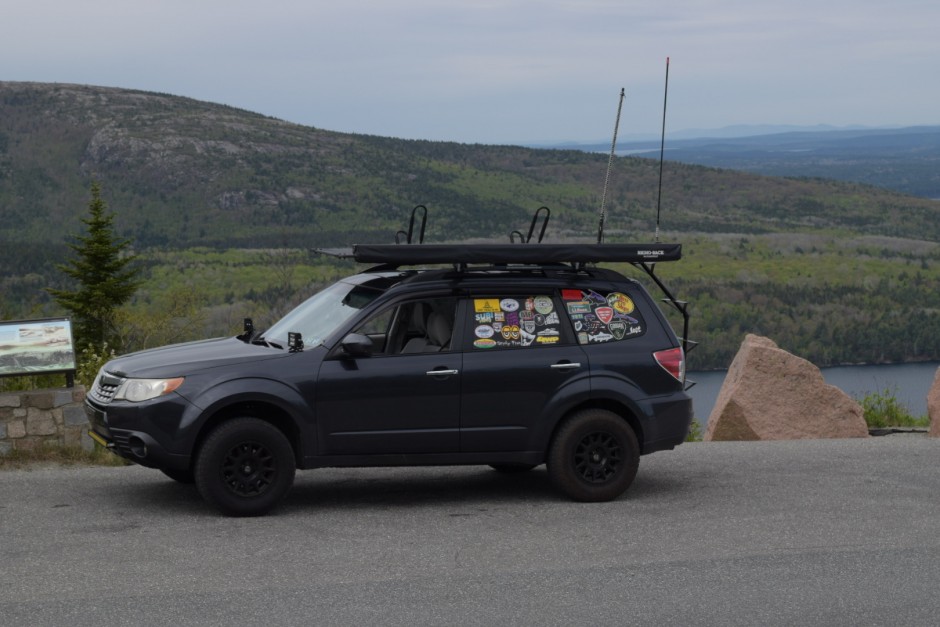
[88,430,111,448]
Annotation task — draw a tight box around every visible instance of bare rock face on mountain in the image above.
[705,334,869,441]
[929,367,940,438]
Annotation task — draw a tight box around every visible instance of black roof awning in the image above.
[315,243,681,266]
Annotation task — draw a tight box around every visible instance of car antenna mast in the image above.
[654,57,670,243]
[597,87,625,244]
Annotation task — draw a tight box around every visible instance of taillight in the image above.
[653,347,685,382]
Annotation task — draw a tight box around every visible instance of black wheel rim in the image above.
[221,441,277,497]
[573,431,622,484]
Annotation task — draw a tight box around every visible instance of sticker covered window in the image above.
[470,296,565,349]
[562,289,646,345]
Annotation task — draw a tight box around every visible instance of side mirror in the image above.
[340,333,373,358]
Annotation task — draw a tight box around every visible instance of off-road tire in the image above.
[194,418,296,517]
[547,409,639,502]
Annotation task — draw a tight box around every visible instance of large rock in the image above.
[705,334,869,441]
[929,367,940,438]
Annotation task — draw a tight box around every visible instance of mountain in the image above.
[547,126,940,199]
[534,124,875,145]
[2,82,940,370]
[2,82,939,257]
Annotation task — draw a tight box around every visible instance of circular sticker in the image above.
[475,325,495,339]
[607,292,635,315]
[500,299,520,312]
[533,295,554,315]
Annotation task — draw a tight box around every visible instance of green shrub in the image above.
[0,443,128,469]
[858,386,930,429]
[0,373,66,393]
[76,342,116,389]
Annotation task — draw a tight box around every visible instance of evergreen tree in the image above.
[48,181,141,348]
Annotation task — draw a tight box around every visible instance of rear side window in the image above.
[560,288,646,345]
[468,296,566,349]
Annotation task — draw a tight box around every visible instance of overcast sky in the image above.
[4,0,938,144]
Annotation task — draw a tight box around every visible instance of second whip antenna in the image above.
[597,87,625,244]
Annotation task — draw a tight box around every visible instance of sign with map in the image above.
[0,318,76,377]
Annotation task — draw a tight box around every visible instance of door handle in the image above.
[426,369,459,376]
[550,362,581,370]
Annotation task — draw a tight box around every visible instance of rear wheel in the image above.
[194,418,296,517]
[547,409,639,502]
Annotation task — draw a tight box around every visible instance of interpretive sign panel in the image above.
[0,318,76,377]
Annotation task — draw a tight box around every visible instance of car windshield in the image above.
[263,275,392,348]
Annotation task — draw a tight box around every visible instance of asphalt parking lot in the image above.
[2,435,939,626]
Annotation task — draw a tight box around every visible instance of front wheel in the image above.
[194,418,296,517]
[547,409,639,502]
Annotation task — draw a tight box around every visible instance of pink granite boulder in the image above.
[928,367,940,438]
[705,334,869,441]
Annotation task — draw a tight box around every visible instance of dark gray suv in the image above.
[86,243,693,516]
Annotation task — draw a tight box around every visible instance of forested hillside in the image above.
[2,82,939,369]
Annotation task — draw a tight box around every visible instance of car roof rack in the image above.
[314,243,681,268]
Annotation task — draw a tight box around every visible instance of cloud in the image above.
[3,0,938,143]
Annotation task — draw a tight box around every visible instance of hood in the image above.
[105,337,288,379]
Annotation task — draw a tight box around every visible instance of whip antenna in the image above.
[654,56,670,242]
[597,87,625,244]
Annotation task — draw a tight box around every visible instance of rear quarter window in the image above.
[560,288,646,345]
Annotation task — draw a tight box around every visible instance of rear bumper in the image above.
[639,392,694,454]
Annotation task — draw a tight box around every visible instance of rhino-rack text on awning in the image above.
[314,243,681,266]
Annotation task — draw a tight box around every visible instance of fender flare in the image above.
[179,377,312,456]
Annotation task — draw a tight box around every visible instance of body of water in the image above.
[687,361,939,425]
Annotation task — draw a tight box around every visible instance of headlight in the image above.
[113,377,184,403]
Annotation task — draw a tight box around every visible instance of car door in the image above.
[315,297,463,455]
[459,293,590,452]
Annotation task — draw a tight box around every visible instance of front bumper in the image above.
[84,398,194,471]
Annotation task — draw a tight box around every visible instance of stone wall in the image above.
[0,386,91,455]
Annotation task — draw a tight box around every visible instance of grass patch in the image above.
[0,444,129,470]
[858,386,931,429]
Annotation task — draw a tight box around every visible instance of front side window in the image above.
[467,295,566,349]
[561,288,646,345]
[351,297,457,355]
